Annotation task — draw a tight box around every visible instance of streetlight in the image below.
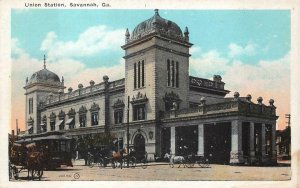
[127,96,130,168]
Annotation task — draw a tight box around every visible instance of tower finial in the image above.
[154,9,159,16]
[43,54,46,69]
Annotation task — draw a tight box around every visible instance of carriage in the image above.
[9,132,73,180]
[185,154,210,168]
[88,145,148,169]
[122,146,148,169]
[9,142,44,180]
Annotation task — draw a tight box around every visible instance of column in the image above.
[197,124,204,156]
[75,113,80,128]
[170,127,176,155]
[230,120,244,165]
[249,122,255,163]
[271,123,277,164]
[261,123,266,163]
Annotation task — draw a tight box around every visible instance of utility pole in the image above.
[16,119,18,136]
[285,114,291,127]
[127,96,130,168]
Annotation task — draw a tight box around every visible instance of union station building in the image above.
[23,10,278,165]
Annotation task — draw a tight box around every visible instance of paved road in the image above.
[11,160,291,181]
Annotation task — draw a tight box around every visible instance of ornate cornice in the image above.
[90,102,100,112]
[49,112,56,119]
[67,108,76,116]
[113,99,125,109]
[131,92,148,105]
[78,105,87,114]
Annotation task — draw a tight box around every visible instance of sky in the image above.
[11,9,290,131]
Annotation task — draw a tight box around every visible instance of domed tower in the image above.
[24,55,65,134]
[122,9,192,122]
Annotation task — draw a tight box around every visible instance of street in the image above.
[11,160,291,181]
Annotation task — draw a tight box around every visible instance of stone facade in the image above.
[23,10,278,165]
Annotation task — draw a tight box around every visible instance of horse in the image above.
[111,149,126,169]
[26,143,44,180]
[164,153,186,168]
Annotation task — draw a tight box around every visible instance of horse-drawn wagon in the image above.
[9,142,44,180]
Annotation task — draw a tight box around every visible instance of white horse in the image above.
[164,153,186,168]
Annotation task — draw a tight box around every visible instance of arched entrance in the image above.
[133,133,145,160]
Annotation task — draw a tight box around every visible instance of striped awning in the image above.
[55,120,64,128]
[65,118,74,125]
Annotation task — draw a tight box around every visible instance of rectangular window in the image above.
[133,104,146,121]
[29,98,33,114]
[42,119,47,132]
[68,116,75,129]
[59,119,65,130]
[79,114,86,127]
[114,110,123,124]
[167,60,170,86]
[176,61,179,88]
[171,61,175,87]
[50,120,55,131]
[91,112,99,126]
[134,63,137,89]
[142,60,144,87]
[138,61,140,88]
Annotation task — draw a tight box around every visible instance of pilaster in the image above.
[170,126,176,155]
[197,124,204,156]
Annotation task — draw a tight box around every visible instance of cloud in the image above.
[40,25,125,60]
[228,42,257,58]
[190,50,290,129]
[11,38,125,131]
[190,46,201,55]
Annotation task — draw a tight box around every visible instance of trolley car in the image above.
[9,131,73,180]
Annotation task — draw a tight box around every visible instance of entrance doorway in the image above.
[204,123,231,164]
[175,125,198,156]
[134,134,146,159]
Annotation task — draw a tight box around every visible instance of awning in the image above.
[27,126,33,130]
[55,120,64,128]
[40,123,45,126]
[65,118,74,125]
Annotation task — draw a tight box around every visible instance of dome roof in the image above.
[28,67,60,85]
[130,9,183,41]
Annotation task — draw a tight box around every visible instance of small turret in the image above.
[125,28,130,43]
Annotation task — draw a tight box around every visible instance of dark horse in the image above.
[111,149,126,169]
[26,143,44,180]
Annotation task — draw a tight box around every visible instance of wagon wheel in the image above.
[129,156,136,168]
[198,158,210,168]
[12,166,19,180]
[9,162,12,180]
[32,167,43,180]
[185,158,195,168]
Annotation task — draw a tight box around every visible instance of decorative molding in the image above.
[78,105,87,114]
[131,92,148,105]
[89,102,100,112]
[163,91,182,104]
[67,108,76,116]
[49,112,56,119]
[113,99,125,109]
[58,109,65,118]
